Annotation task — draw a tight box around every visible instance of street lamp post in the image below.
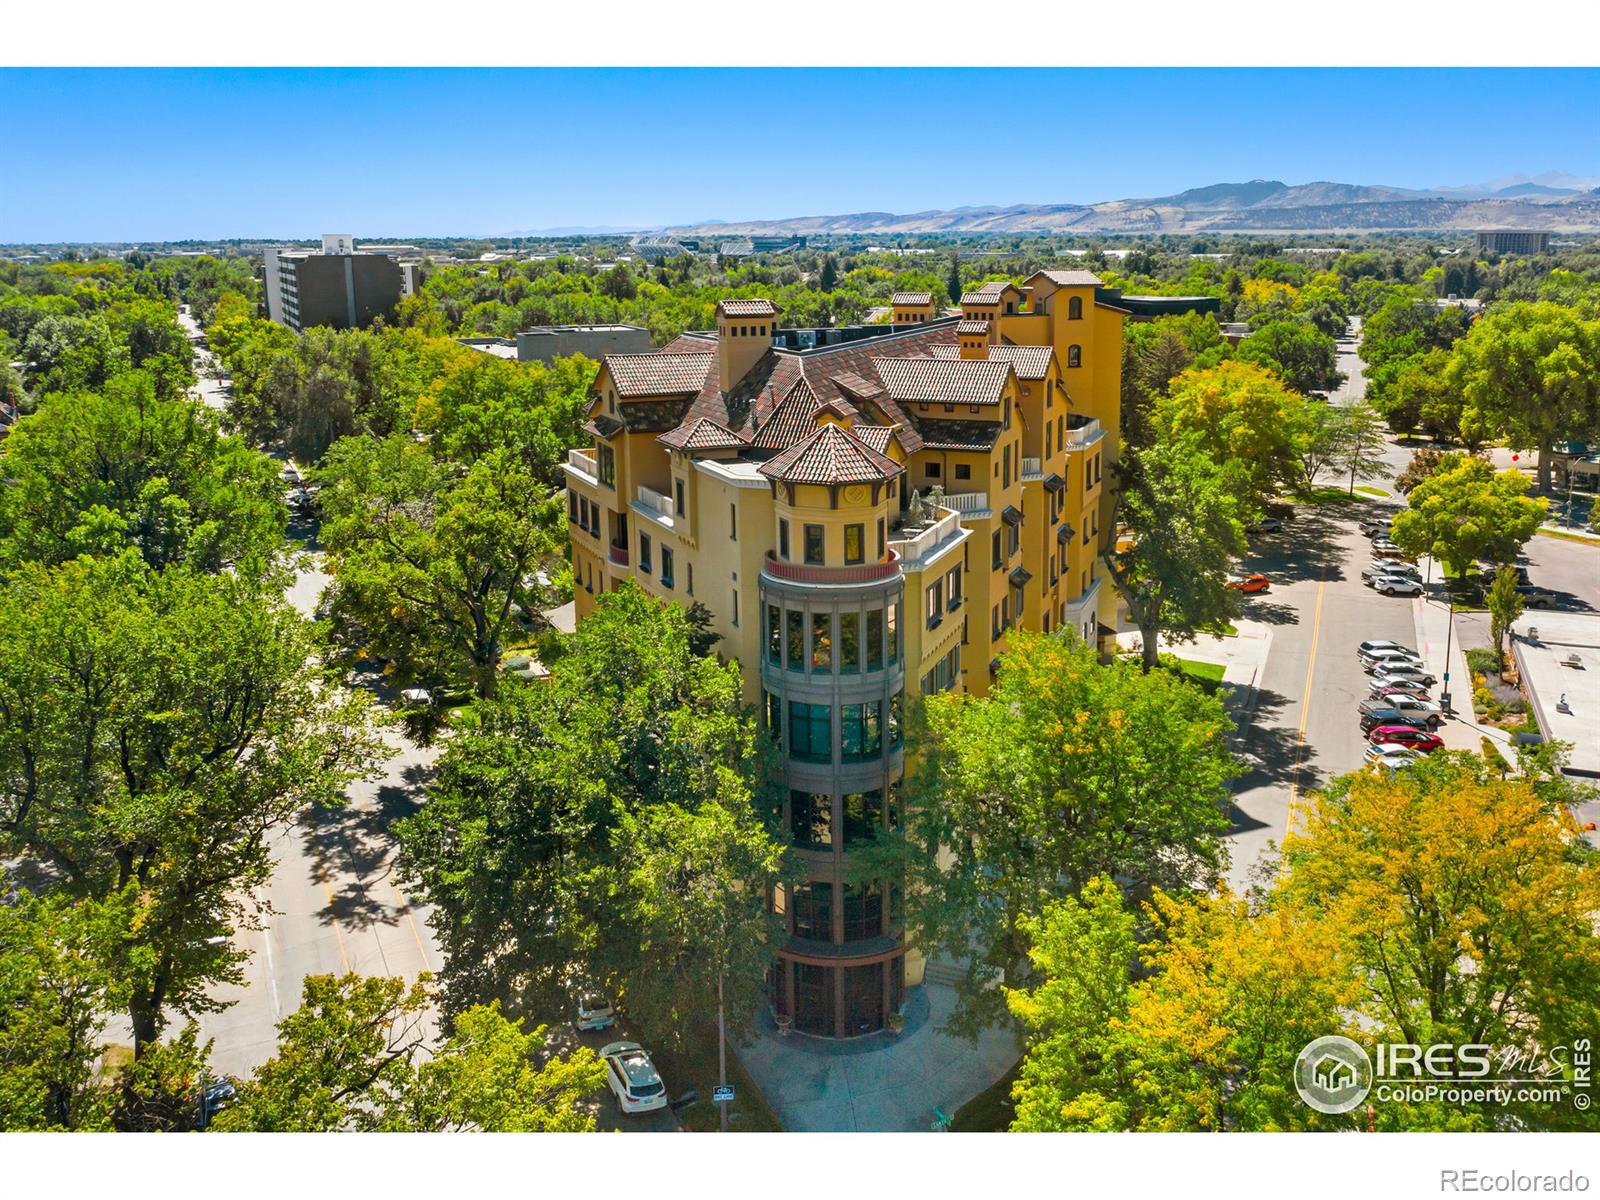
[717,970,729,1133]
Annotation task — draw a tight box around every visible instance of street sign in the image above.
[712,1085,735,1104]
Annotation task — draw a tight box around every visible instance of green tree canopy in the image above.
[1154,359,1306,508]
[1236,318,1343,395]
[1390,452,1547,577]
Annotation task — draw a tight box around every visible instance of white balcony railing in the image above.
[942,491,991,514]
[1063,417,1103,450]
[566,448,598,479]
[889,506,962,567]
[635,484,674,518]
[1022,456,1043,480]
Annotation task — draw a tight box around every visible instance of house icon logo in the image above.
[1294,1036,1373,1114]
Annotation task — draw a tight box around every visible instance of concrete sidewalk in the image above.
[1114,619,1274,730]
[1409,587,1513,756]
[734,983,1019,1132]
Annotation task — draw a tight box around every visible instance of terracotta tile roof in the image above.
[956,319,990,335]
[853,425,899,454]
[931,343,1055,380]
[817,396,858,420]
[584,414,625,440]
[1032,269,1102,288]
[619,398,696,432]
[678,323,959,444]
[874,356,1012,407]
[658,416,746,451]
[891,291,934,306]
[914,420,1001,451]
[606,352,714,398]
[758,424,904,486]
[716,298,779,317]
[751,377,822,450]
[960,287,1004,306]
[661,332,715,352]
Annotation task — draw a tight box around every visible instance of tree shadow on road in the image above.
[299,761,439,933]
[1222,686,1325,840]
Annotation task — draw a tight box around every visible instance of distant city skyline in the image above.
[2,67,1598,242]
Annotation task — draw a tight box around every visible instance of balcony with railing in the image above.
[942,491,992,517]
[1063,415,1103,450]
[608,542,629,566]
[1022,456,1043,481]
[632,483,678,531]
[889,505,964,570]
[565,447,599,484]
[762,549,900,586]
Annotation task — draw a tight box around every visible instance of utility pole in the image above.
[717,970,729,1133]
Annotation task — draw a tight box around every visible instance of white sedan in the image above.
[1367,745,1422,770]
[1371,576,1423,596]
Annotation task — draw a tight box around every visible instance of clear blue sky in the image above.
[2,68,1597,242]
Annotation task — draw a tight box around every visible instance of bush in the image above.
[1466,647,1502,676]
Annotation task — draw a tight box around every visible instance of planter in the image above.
[885,1012,905,1037]
[774,1013,793,1037]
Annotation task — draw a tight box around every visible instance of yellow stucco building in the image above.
[563,274,1124,1037]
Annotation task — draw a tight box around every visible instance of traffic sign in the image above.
[712,1085,735,1103]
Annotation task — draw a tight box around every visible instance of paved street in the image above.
[197,509,443,1078]
[177,306,232,413]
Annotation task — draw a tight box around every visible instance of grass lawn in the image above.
[652,1022,784,1132]
[1292,486,1357,506]
[1174,658,1226,694]
[1537,527,1600,545]
[1354,485,1390,498]
[951,1057,1023,1132]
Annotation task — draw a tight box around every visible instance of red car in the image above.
[1367,726,1444,752]
[1226,573,1271,594]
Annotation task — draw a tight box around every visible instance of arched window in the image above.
[1067,344,1082,368]
[1068,295,1083,320]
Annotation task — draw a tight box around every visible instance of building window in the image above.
[840,700,882,761]
[767,604,782,665]
[1004,398,1012,430]
[921,646,960,695]
[877,517,886,559]
[674,479,685,516]
[887,601,899,664]
[842,881,884,942]
[730,503,737,540]
[1067,344,1082,368]
[866,608,884,670]
[786,609,804,670]
[804,524,825,565]
[732,589,740,627]
[1068,295,1083,320]
[843,789,885,846]
[686,562,694,596]
[811,611,833,673]
[992,602,1001,639]
[764,690,782,746]
[889,691,903,748]
[638,533,652,574]
[839,611,860,674]
[992,530,1002,570]
[925,462,941,478]
[955,463,971,480]
[946,566,963,608]
[569,491,579,523]
[598,444,616,487]
[1007,522,1020,557]
[844,523,864,564]
[926,581,943,627]
[779,518,790,560]
[792,881,833,939]
[1046,425,1052,458]
[660,546,674,587]
[790,791,833,851]
[788,703,832,764]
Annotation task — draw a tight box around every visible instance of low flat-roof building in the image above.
[516,324,652,364]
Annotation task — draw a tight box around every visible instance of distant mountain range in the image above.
[633,174,1600,238]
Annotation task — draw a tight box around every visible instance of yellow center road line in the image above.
[311,844,353,974]
[1286,575,1329,839]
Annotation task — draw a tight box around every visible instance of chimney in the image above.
[958,319,990,360]
[716,299,778,393]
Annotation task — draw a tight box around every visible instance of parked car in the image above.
[1366,726,1444,752]
[1361,647,1424,670]
[1359,708,1434,735]
[1374,692,1443,722]
[1226,572,1271,593]
[1247,517,1282,534]
[1373,544,1412,561]
[1371,575,1424,596]
[1356,640,1417,658]
[575,995,617,1032]
[1366,744,1422,769]
[1370,665,1438,690]
[1368,681,1433,702]
[1363,561,1420,580]
[600,1041,669,1115]
[1515,584,1556,609]
[1361,518,1396,538]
